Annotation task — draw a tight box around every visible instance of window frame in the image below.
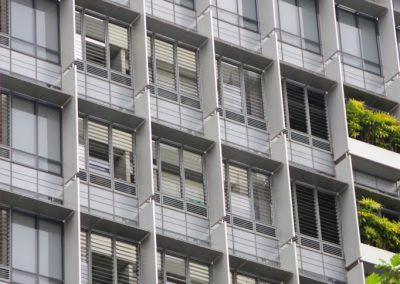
[216,57,266,122]
[282,79,330,144]
[147,33,200,100]
[224,160,273,226]
[336,6,382,76]
[276,0,322,55]
[9,0,61,64]
[75,8,132,76]
[7,92,63,176]
[79,115,136,186]
[152,138,207,207]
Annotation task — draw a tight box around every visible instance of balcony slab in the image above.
[361,243,395,275]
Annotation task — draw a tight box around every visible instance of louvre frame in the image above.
[283,78,331,150]
[216,56,267,129]
[0,0,9,38]
[157,250,211,284]
[152,138,207,208]
[82,229,139,284]
[75,7,132,80]
[147,33,201,107]
[0,207,9,282]
[79,116,137,195]
[0,92,10,150]
[292,182,342,253]
[224,160,274,227]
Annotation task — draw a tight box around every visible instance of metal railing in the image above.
[211,5,261,52]
[0,35,61,88]
[353,170,400,197]
[276,29,325,74]
[0,145,64,204]
[149,84,204,134]
[145,0,197,31]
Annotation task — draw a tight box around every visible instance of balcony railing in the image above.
[276,29,325,74]
[341,52,385,95]
[353,170,400,197]
[296,234,346,283]
[149,84,204,134]
[154,192,210,246]
[211,6,261,52]
[0,145,64,204]
[146,0,197,31]
[286,130,335,176]
[0,33,61,88]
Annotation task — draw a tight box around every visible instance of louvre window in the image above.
[11,212,63,283]
[217,58,265,120]
[81,230,138,284]
[148,34,199,98]
[276,0,320,54]
[224,162,273,225]
[10,0,59,63]
[213,0,259,32]
[293,183,341,245]
[0,93,9,148]
[0,208,9,271]
[10,95,62,175]
[231,272,272,284]
[337,8,381,75]
[283,80,329,141]
[157,251,210,284]
[153,140,205,206]
[0,0,8,36]
[76,9,131,75]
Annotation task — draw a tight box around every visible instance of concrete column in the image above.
[259,2,300,284]
[133,0,158,283]
[60,0,81,283]
[196,2,231,283]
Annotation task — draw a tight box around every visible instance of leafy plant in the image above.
[358,197,400,253]
[346,99,400,153]
[366,253,400,284]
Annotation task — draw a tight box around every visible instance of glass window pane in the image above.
[244,69,263,119]
[183,151,204,205]
[88,121,110,175]
[218,0,237,13]
[279,0,301,46]
[155,39,175,90]
[359,16,380,72]
[189,262,209,284]
[109,23,130,74]
[160,143,181,198]
[85,14,106,66]
[229,165,251,219]
[113,128,134,183]
[240,0,258,31]
[12,212,36,273]
[12,97,36,158]
[11,0,35,55]
[38,219,62,280]
[252,172,272,224]
[178,47,197,96]
[12,270,36,284]
[221,62,242,113]
[91,233,113,284]
[38,104,61,162]
[338,10,362,66]
[299,0,320,52]
[116,240,138,284]
[36,0,59,63]
[176,0,194,9]
[165,254,186,282]
[236,274,256,284]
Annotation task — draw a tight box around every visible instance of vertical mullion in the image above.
[240,65,245,115]
[180,147,184,200]
[303,86,312,141]
[201,153,206,206]
[248,168,255,222]
[112,236,117,284]
[105,18,110,71]
[314,188,322,245]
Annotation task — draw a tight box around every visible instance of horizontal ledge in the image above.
[289,165,347,193]
[222,144,281,173]
[157,234,222,264]
[299,274,337,284]
[336,0,388,18]
[80,212,150,242]
[214,40,272,70]
[151,122,214,152]
[76,0,140,23]
[0,187,74,221]
[146,16,207,48]
[78,98,145,130]
[280,62,336,91]
[0,72,71,107]
[229,255,292,282]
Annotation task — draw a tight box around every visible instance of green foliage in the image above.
[358,197,400,253]
[346,99,400,153]
[366,253,400,284]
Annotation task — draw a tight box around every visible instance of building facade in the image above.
[0,0,399,283]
